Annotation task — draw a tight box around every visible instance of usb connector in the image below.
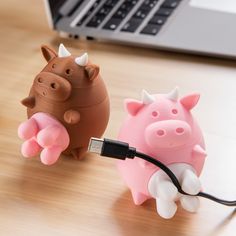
[88,137,136,160]
[88,138,104,154]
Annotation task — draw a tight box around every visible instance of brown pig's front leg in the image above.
[63,109,80,124]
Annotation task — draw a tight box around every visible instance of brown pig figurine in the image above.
[18,44,110,165]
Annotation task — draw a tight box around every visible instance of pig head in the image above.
[19,44,109,164]
[119,88,205,171]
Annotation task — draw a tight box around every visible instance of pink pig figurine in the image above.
[117,87,207,219]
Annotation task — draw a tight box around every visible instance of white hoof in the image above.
[180,195,200,213]
[156,198,177,219]
[181,169,201,195]
[157,180,178,201]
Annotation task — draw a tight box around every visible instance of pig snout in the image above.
[145,120,191,149]
[34,72,71,101]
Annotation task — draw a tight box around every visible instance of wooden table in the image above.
[0,1,235,235]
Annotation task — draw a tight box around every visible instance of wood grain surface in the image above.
[0,1,235,235]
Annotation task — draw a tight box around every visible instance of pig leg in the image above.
[130,190,149,205]
[179,168,201,212]
[156,198,177,219]
[37,125,61,148]
[148,172,178,219]
[155,180,178,219]
[18,118,41,158]
[181,169,201,195]
[71,147,87,160]
[36,125,68,165]
[148,163,201,218]
[18,118,38,140]
[180,195,200,213]
[40,146,63,165]
[148,171,178,201]
[168,164,201,213]
[21,138,41,158]
[37,125,67,165]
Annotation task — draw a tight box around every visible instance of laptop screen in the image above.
[47,0,88,25]
[48,0,66,24]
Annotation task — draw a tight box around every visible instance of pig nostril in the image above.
[156,130,165,136]
[152,111,159,117]
[176,127,184,134]
[50,83,57,89]
[37,77,43,83]
[172,109,178,114]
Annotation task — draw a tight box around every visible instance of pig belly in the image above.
[64,97,110,155]
[117,158,158,200]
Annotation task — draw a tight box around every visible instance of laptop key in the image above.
[161,0,180,9]
[104,0,117,7]
[114,9,130,19]
[134,9,150,19]
[149,15,167,25]
[87,15,105,27]
[155,7,173,16]
[103,1,137,31]
[98,6,112,16]
[103,18,123,30]
[120,2,133,11]
[140,24,161,35]
[121,18,142,32]
[121,0,158,33]
[143,0,159,9]
[126,0,138,5]
[86,0,119,28]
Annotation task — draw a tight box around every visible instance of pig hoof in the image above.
[71,147,87,160]
[18,118,38,140]
[180,196,200,213]
[21,139,41,157]
[37,125,61,147]
[40,146,62,165]
[156,198,177,219]
[131,190,148,205]
[157,180,178,201]
[181,169,201,195]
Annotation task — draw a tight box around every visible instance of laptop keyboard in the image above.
[76,0,181,36]
[103,0,138,30]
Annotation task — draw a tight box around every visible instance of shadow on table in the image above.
[110,190,194,236]
[110,190,236,236]
[17,152,91,202]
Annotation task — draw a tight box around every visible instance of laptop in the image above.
[44,0,236,59]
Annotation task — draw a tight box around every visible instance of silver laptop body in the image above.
[44,0,236,59]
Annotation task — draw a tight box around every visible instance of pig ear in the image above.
[125,99,144,116]
[85,64,100,81]
[41,45,57,62]
[180,93,200,110]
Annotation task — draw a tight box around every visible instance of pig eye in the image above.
[152,111,159,117]
[65,69,72,75]
[52,64,56,69]
[172,109,178,114]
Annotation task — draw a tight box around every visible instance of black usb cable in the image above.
[88,137,236,207]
